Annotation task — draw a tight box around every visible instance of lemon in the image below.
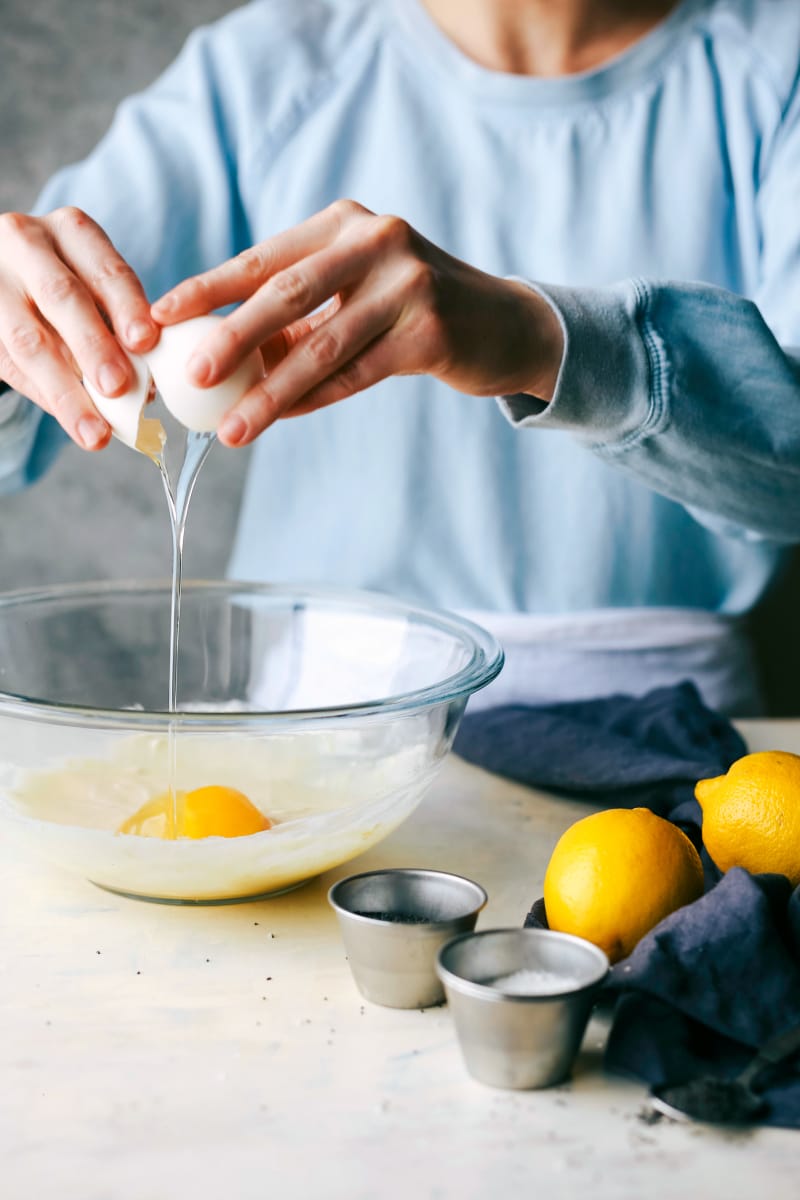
[543,808,704,963]
[696,750,800,886]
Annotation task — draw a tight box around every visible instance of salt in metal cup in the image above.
[328,868,488,1009]
[436,927,609,1089]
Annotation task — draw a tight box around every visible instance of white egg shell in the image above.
[83,353,164,457]
[145,315,264,433]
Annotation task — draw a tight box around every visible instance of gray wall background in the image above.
[0,0,247,589]
[2,0,799,711]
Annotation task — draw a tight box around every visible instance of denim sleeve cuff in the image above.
[0,393,46,495]
[498,279,666,451]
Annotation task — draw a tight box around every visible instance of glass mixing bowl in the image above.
[0,581,503,902]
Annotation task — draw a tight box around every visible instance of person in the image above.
[1,0,799,715]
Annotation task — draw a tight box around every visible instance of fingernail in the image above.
[97,361,128,395]
[220,413,248,445]
[77,415,109,449]
[187,352,212,385]
[152,294,175,315]
[127,319,155,346]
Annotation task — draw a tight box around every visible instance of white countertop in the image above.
[2,719,798,1200]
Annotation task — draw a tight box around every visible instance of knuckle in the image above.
[8,321,46,359]
[270,268,312,309]
[49,387,79,419]
[236,244,273,285]
[38,271,80,305]
[254,378,280,413]
[0,211,32,241]
[374,214,412,250]
[329,198,366,226]
[304,327,342,370]
[405,260,438,304]
[214,321,244,360]
[329,356,364,395]
[52,205,90,232]
[90,258,135,289]
[80,326,115,356]
[180,274,212,304]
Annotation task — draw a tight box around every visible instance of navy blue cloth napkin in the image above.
[605,870,800,1128]
[456,681,800,1126]
[527,872,800,1127]
[454,681,745,843]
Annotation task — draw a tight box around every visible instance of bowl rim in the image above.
[0,579,504,729]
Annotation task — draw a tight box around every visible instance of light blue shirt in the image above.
[6,0,800,709]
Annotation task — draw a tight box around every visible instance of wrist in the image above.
[504,279,565,402]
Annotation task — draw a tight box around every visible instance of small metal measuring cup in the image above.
[437,928,609,1089]
[328,868,488,1009]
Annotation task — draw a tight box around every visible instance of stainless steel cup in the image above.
[328,868,488,1009]
[436,928,609,1089]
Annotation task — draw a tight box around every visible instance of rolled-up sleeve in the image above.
[501,75,800,545]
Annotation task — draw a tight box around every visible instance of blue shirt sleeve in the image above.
[501,74,800,545]
[31,22,249,298]
[0,18,254,491]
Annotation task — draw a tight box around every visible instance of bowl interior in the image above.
[330,869,488,925]
[0,582,502,902]
[0,581,501,716]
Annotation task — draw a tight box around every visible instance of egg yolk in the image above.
[118,785,273,840]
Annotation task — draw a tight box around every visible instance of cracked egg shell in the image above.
[83,353,164,458]
[145,314,264,433]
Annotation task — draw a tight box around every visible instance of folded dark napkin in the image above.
[457,681,800,1125]
[527,872,800,1126]
[454,681,746,843]
[606,870,800,1128]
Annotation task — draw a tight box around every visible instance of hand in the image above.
[151,200,563,447]
[0,207,159,448]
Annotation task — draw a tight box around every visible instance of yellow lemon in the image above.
[696,750,800,886]
[543,808,704,963]
[119,785,272,840]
